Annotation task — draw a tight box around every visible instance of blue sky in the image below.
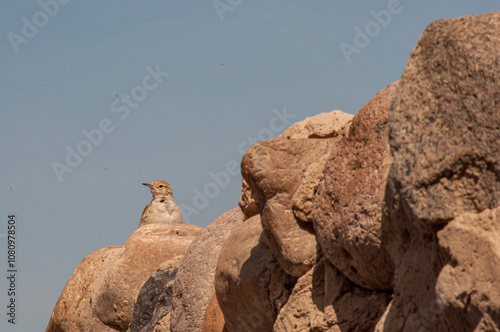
[1,1,498,330]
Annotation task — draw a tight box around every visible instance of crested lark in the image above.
[139,180,183,228]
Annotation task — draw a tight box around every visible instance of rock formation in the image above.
[128,268,178,332]
[215,215,296,332]
[46,246,122,332]
[46,224,201,332]
[47,11,500,332]
[274,257,390,332]
[313,82,396,291]
[377,12,500,331]
[202,295,227,332]
[240,111,352,277]
[170,207,244,332]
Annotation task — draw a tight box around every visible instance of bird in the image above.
[139,180,183,228]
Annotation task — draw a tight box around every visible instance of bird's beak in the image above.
[142,183,152,188]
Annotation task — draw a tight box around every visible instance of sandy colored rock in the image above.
[240,111,352,277]
[202,295,227,332]
[313,82,397,290]
[93,223,202,331]
[275,258,390,332]
[380,12,500,331]
[153,312,171,332]
[238,177,260,220]
[215,215,296,332]
[280,110,352,139]
[128,268,178,332]
[436,207,500,331]
[170,208,244,332]
[388,12,500,227]
[283,110,353,224]
[46,246,122,332]
[291,153,332,224]
[241,139,336,277]
[157,255,184,271]
[85,313,120,332]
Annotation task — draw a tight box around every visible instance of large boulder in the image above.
[170,207,244,332]
[313,82,397,291]
[91,223,201,331]
[240,111,352,277]
[379,12,500,331]
[388,12,500,227]
[274,257,390,332]
[46,246,122,332]
[215,215,296,332]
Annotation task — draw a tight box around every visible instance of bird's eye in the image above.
[159,185,164,188]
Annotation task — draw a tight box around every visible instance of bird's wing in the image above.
[138,203,152,228]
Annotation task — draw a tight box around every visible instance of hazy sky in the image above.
[1,1,498,330]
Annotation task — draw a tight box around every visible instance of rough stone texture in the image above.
[202,295,227,332]
[291,153,333,224]
[313,82,397,291]
[436,207,500,331]
[388,12,500,227]
[215,215,296,332]
[157,255,184,272]
[281,111,353,225]
[241,139,328,277]
[274,258,390,332]
[46,246,122,332]
[240,111,352,277]
[379,13,500,331]
[85,313,119,332]
[170,207,244,332]
[128,268,178,332]
[93,223,202,331]
[238,177,260,220]
[280,110,353,139]
[241,140,344,278]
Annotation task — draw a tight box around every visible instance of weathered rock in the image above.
[215,215,296,332]
[155,312,171,332]
[388,12,500,227]
[157,255,184,272]
[128,268,178,332]
[241,152,323,276]
[284,111,353,225]
[238,177,260,220]
[85,313,119,332]
[46,246,122,332]
[313,82,397,290]
[241,139,327,277]
[239,111,353,225]
[280,110,353,139]
[274,258,390,332]
[380,12,500,331]
[202,295,227,332]
[240,111,353,277]
[170,207,244,332]
[436,207,500,331]
[93,223,202,331]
